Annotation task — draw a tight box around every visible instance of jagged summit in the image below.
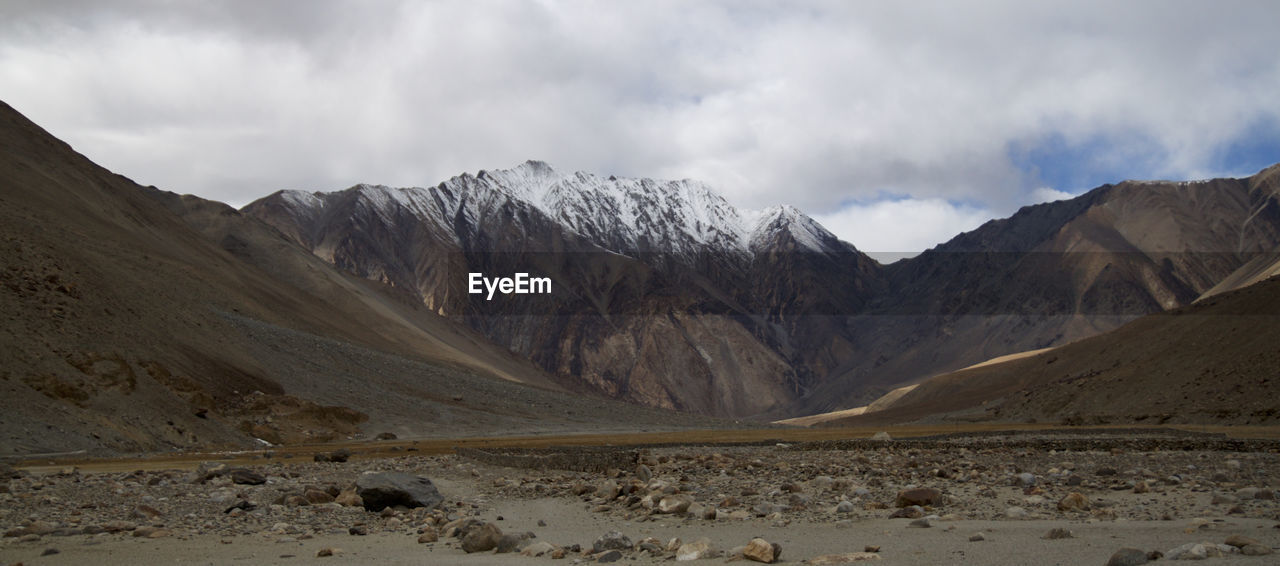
[265,161,846,256]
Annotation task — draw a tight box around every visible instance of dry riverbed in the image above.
[2,430,1279,565]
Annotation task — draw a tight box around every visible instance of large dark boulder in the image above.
[355,472,443,511]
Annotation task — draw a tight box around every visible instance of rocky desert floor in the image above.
[2,428,1279,565]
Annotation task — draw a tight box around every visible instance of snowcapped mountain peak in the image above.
[747,204,845,253]
[272,161,848,256]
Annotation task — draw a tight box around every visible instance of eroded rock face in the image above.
[354,472,443,511]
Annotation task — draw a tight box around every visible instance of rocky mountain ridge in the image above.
[245,161,1280,419]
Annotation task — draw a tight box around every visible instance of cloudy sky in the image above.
[3,1,1278,252]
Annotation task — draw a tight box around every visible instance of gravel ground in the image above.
[2,432,1279,564]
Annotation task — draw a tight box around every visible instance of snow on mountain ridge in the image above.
[273,161,847,255]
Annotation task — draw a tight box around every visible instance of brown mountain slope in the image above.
[822,273,1280,426]
[0,100,729,456]
[796,166,1280,416]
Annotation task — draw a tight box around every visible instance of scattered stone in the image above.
[196,461,228,482]
[417,526,438,543]
[969,533,985,542]
[461,523,503,554]
[1105,548,1148,566]
[1241,544,1273,556]
[355,472,443,511]
[347,526,367,536]
[836,500,855,514]
[521,542,558,557]
[1165,542,1232,560]
[636,464,652,483]
[596,549,623,563]
[743,537,781,563]
[658,495,693,514]
[496,532,531,554]
[593,531,633,554]
[1057,492,1090,512]
[1133,481,1149,494]
[895,487,941,507]
[224,500,255,513]
[1224,535,1259,548]
[1005,507,1029,519]
[676,537,715,561]
[316,547,339,557]
[229,468,267,485]
[1014,472,1037,487]
[1043,528,1074,540]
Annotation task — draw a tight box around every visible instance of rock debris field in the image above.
[2,430,1279,565]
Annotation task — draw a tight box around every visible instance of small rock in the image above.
[42,548,60,556]
[1224,535,1259,548]
[316,547,340,557]
[520,541,556,557]
[658,495,693,514]
[969,533,985,542]
[593,530,633,553]
[417,526,438,543]
[347,526,367,536]
[636,464,652,483]
[1241,544,1273,556]
[304,488,335,505]
[895,487,941,507]
[1042,528,1074,540]
[133,526,171,538]
[836,500,855,514]
[676,537,715,561]
[1005,506,1029,519]
[743,537,781,563]
[596,549,623,563]
[871,431,892,441]
[496,532,531,554]
[229,469,267,485]
[908,517,932,528]
[461,523,502,553]
[1057,492,1090,512]
[1014,473,1036,487]
[1105,547,1148,566]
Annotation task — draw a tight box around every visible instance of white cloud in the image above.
[812,198,994,256]
[1,1,1278,251]
[1029,187,1079,204]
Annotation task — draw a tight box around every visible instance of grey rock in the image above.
[461,523,503,553]
[1014,472,1036,487]
[1241,544,1273,556]
[229,469,266,486]
[593,530,633,553]
[355,472,443,511]
[1105,547,1148,566]
[596,549,623,563]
